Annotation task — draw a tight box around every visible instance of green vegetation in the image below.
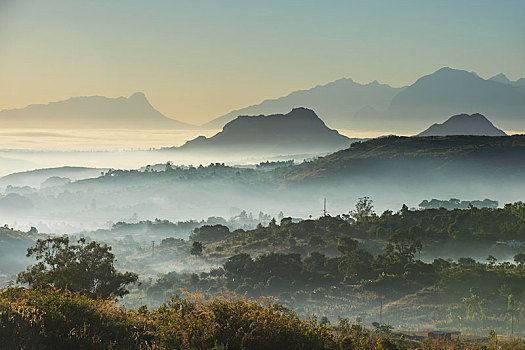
[96,162,283,183]
[184,200,525,260]
[1,286,524,349]
[134,200,525,334]
[3,198,525,347]
[147,234,525,332]
[286,135,525,181]
[17,237,138,299]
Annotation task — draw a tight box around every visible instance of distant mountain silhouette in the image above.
[202,67,525,133]
[489,73,513,84]
[417,113,507,137]
[0,92,193,129]
[179,108,357,155]
[488,73,525,86]
[376,67,525,133]
[488,73,525,94]
[201,79,403,129]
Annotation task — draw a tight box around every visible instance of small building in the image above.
[496,240,523,248]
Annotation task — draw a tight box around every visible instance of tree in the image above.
[338,249,374,281]
[269,218,279,234]
[384,231,422,265]
[303,252,327,273]
[308,234,325,247]
[486,255,497,266]
[514,253,525,266]
[223,253,254,278]
[462,287,487,319]
[350,197,375,222]
[190,224,230,242]
[507,294,522,336]
[17,237,138,299]
[337,237,359,256]
[190,241,203,256]
[255,253,302,280]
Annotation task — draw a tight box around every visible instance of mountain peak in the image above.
[417,113,507,137]
[129,92,148,102]
[288,107,319,118]
[181,108,354,154]
[0,91,193,129]
[223,107,325,131]
[407,67,483,89]
[488,74,525,87]
[489,73,511,84]
[434,66,454,73]
[429,67,478,79]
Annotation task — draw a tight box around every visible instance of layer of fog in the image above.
[2,162,524,235]
[0,128,221,151]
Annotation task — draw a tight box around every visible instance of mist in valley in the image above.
[2,1,525,346]
[2,131,525,341]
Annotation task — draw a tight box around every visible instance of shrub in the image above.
[0,287,333,350]
[2,287,524,349]
[0,287,153,349]
[152,290,333,349]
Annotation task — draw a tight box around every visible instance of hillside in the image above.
[202,79,403,129]
[417,113,507,136]
[0,227,36,280]
[285,135,525,182]
[179,108,357,155]
[0,166,108,188]
[0,92,193,129]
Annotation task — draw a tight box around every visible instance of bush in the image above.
[152,290,333,350]
[0,287,153,349]
[2,287,524,349]
[0,287,332,350]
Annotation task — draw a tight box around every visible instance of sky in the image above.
[1,0,524,125]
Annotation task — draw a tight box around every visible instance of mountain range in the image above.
[204,67,525,133]
[0,92,191,129]
[175,108,356,155]
[378,68,525,132]
[417,113,507,137]
[201,79,404,130]
[1,67,524,133]
[173,110,509,155]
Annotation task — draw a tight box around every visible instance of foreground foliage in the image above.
[0,287,524,349]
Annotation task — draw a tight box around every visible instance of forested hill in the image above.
[284,135,525,182]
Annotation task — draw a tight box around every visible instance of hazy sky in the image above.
[1,0,524,125]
